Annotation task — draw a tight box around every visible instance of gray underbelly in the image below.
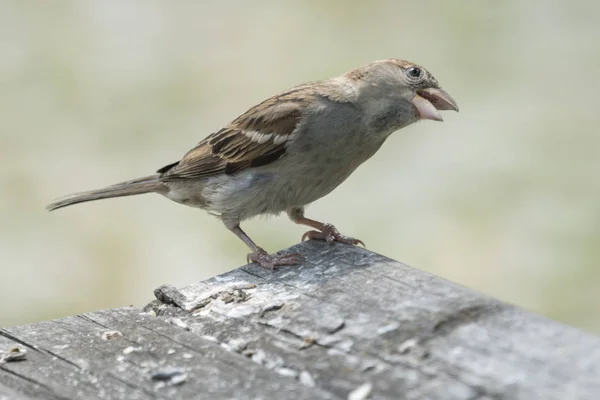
[202,160,358,222]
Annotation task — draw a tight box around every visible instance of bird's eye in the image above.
[406,67,423,80]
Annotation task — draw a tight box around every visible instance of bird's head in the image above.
[347,59,458,124]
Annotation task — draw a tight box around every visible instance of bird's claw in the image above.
[247,248,304,270]
[301,224,365,247]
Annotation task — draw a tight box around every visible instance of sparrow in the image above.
[47,59,458,269]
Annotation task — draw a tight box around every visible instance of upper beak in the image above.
[411,88,459,122]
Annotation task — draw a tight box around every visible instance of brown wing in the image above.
[158,89,313,180]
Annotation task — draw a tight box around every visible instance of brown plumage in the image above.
[157,80,357,180]
[159,91,308,179]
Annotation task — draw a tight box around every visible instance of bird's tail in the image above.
[47,174,163,211]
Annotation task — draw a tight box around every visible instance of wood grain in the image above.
[1,241,599,399]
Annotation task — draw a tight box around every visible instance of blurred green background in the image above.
[1,1,599,333]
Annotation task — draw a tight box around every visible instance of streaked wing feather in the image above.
[158,88,314,180]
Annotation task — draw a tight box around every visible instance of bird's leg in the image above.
[228,224,303,270]
[287,208,365,247]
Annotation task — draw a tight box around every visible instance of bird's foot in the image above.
[301,223,365,247]
[247,248,304,270]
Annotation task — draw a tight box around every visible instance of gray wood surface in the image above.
[1,241,599,400]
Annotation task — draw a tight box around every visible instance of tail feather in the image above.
[47,175,162,211]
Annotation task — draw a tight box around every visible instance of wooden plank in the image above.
[2,241,599,399]
[0,331,149,400]
[0,379,35,400]
[145,241,600,400]
[1,307,333,399]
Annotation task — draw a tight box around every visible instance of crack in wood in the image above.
[0,368,69,400]
[430,305,502,338]
[0,330,39,351]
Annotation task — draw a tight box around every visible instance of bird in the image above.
[47,59,458,269]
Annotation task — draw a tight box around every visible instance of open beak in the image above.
[411,88,459,122]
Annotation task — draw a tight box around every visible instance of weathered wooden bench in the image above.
[1,241,599,399]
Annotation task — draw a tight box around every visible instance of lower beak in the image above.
[411,88,459,122]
